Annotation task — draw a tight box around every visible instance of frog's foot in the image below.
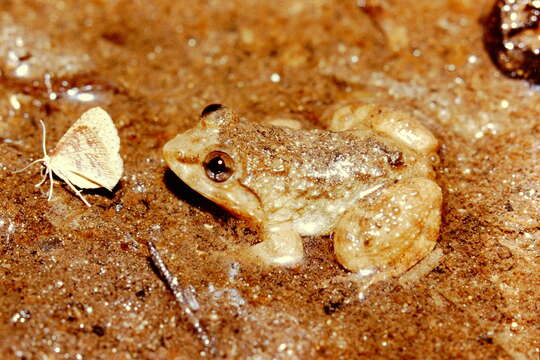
[333,177,442,278]
[248,222,304,267]
[322,102,438,155]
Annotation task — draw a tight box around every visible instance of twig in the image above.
[147,240,216,356]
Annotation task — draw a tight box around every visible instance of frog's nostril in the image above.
[175,150,188,162]
[201,104,224,117]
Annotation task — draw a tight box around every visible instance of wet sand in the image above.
[0,0,539,359]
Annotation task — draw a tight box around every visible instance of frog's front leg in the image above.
[333,177,442,277]
[248,222,304,266]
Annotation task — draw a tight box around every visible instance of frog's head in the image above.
[163,104,264,221]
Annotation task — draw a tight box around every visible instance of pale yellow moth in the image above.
[15,107,123,207]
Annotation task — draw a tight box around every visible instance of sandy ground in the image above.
[0,0,539,359]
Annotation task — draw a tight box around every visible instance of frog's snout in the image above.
[162,135,182,165]
[163,134,199,168]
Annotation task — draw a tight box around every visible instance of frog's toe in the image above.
[248,223,304,267]
[333,177,442,278]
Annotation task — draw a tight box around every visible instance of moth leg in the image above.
[47,169,54,201]
[35,168,48,188]
[62,176,91,207]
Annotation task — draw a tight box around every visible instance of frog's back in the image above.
[222,119,426,235]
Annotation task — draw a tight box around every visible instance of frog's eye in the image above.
[203,151,234,182]
[201,104,224,117]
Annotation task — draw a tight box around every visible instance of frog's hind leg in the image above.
[322,102,380,132]
[333,177,442,278]
[322,102,438,155]
[263,118,304,130]
[248,222,304,267]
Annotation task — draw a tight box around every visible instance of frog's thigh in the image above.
[333,177,442,277]
[249,222,304,266]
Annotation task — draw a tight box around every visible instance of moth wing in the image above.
[57,107,120,154]
[50,136,123,190]
[53,166,103,189]
[50,108,123,190]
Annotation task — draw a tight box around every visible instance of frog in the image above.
[163,103,442,277]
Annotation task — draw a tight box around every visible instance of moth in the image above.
[15,107,123,207]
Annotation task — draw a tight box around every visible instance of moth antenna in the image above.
[13,119,49,174]
[62,175,91,207]
[39,120,48,157]
[13,158,45,174]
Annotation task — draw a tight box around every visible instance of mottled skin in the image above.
[163,104,442,276]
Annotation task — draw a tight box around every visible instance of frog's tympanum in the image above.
[163,103,442,278]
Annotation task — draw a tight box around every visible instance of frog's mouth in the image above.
[163,134,264,223]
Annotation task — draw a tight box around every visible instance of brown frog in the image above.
[163,103,442,277]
